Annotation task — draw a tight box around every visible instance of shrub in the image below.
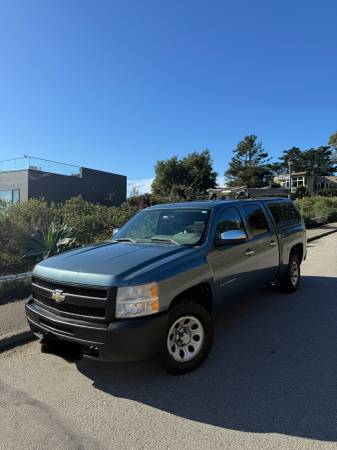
[60,196,111,244]
[9,199,57,234]
[293,186,311,199]
[316,187,337,197]
[127,193,174,208]
[0,199,57,275]
[60,197,139,244]
[297,196,337,227]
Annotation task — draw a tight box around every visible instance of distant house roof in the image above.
[276,171,307,180]
[315,175,337,185]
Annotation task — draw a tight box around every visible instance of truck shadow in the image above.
[77,275,337,442]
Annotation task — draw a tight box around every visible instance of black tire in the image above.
[278,253,300,293]
[160,300,213,375]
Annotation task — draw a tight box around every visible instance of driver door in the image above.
[207,206,259,303]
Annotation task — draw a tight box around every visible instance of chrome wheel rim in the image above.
[290,260,299,286]
[167,315,204,362]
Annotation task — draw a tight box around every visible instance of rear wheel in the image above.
[160,300,213,374]
[278,253,300,293]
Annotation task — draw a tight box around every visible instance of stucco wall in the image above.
[28,167,126,206]
[0,171,29,201]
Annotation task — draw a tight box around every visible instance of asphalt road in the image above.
[0,233,336,450]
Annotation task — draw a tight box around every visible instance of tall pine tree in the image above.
[272,146,336,176]
[225,135,271,187]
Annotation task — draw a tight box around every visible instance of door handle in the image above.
[269,241,277,247]
[244,249,255,256]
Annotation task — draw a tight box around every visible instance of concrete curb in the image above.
[0,272,32,287]
[0,327,36,353]
[307,228,337,242]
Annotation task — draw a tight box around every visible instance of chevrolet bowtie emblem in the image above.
[51,289,66,303]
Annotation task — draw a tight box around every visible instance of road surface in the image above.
[0,299,26,336]
[0,233,336,450]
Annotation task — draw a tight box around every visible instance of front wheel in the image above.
[160,300,213,374]
[278,254,301,293]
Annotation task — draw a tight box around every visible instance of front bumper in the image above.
[25,295,168,362]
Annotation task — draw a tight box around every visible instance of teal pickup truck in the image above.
[26,198,306,374]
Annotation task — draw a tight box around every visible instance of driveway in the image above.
[0,233,336,450]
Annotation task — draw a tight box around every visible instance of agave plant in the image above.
[23,221,77,261]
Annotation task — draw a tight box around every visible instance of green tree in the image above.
[152,149,217,199]
[328,131,337,164]
[328,131,337,149]
[271,147,304,174]
[304,146,336,175]
[225,135,271,187]
[274,146,336,176]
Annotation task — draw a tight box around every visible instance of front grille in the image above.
[32,276,108,320]
[34,292,106,317]
[32,277,107,299]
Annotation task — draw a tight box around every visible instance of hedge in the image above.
[296,196,337,227]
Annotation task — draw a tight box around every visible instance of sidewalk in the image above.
[306,222,337,242]
[0,299,27,335]
[0,299,33,352]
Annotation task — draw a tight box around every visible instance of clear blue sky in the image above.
[0,0,336,192]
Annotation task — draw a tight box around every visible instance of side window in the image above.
[242,204,270,237]
[268,202,300,225]
[267,203,283,224]
[282,203,300,222]
[215,207,245,236]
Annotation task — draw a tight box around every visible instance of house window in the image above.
[0,189,20,204]
[291,176,305,191]
[12,189,20,203]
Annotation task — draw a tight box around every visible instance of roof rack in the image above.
[207,186,289,200]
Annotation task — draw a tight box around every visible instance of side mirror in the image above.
[112,228,120,238]
[214,229,247,246]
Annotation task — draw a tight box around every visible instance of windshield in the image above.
[114,208,210,246]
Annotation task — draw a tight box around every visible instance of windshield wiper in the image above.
[113,237,136,243]
[149,237,179,245]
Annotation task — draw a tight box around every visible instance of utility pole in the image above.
[288,159,293,199]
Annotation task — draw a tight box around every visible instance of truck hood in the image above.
[33,241,195,286]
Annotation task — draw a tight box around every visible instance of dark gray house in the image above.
[0,157,126,206]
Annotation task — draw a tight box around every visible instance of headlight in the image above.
[115,283,159,318]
